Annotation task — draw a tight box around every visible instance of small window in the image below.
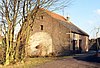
[41,16,43,19]
[40,25,43,30]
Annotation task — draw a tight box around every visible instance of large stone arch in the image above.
[27,32,53,57]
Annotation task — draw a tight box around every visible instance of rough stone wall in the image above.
[73,34,80,47]
[28,32,52,56]
[27,10,70,56]
[55,21,70,56]
[19,9,88,57]
[81,36,89,52]
[69,33,89,52]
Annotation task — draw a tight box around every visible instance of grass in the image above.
[62,56,73,58]
[0,52,74,68]
[0,57,55,68]
[0,56,73,68]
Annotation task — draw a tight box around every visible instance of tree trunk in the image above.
[5,34,10,65]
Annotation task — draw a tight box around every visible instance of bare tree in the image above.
[0,0,72,65]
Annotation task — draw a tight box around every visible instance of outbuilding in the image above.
[18,8,89,57]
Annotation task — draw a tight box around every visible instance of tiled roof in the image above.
[45,10,67,22]
[59,20,89,36]
[39,8,68,22]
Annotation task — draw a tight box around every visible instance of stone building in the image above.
[18,8,89,56]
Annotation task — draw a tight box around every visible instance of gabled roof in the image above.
[59,20,89,36]
[41,9,89,36]
[38,8,68,22]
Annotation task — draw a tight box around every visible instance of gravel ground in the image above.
[34,58,100,68]
[34,54,100,68]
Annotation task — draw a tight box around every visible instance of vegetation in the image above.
[0,56,74,68]
[0,57,55,68]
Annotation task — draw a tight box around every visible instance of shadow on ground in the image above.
[73,55,100,63]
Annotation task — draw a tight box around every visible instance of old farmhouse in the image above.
[18,8,89,57]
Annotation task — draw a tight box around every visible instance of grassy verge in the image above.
[0,57,55,68]
[0,56,74,68]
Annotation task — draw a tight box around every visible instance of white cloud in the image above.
[95,9,100,15]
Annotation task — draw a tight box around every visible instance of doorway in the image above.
[79,40,82,53]
[79,40,82,51]
[73,40,77,51]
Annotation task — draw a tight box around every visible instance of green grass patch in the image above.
[62,56,73,58]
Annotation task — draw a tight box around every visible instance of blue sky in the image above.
[54,0,100,39]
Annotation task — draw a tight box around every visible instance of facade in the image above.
[18,9,89,56]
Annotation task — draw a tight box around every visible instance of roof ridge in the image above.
[40,8,67,22]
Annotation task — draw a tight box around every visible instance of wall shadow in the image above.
[73,55,100,63]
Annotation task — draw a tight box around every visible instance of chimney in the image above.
[66,16,70,21]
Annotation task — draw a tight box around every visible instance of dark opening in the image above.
[40,25,43,30]
[73,40,76,51]
[41,16,43,19]
[35,45,40,49]
[79,40,82,51]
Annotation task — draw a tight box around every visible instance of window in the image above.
[41,16,43,19]
[40,25,43,30]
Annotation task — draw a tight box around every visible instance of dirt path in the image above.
[34,55,100,68]
[33,58,100,68]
